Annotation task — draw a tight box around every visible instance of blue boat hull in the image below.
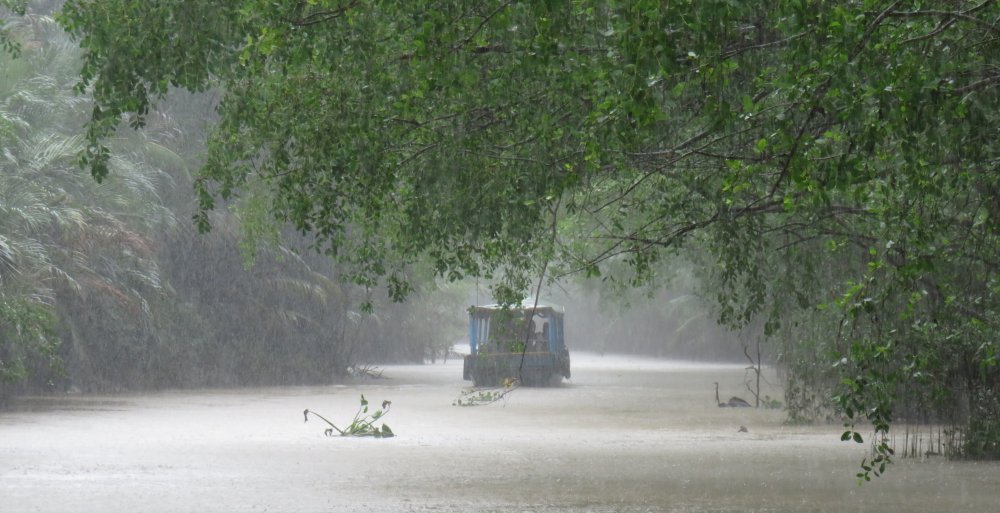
[463,351,570,387]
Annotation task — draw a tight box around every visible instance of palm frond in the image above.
[274,308,315,326]
[345,310,379,326]
[24,132,83,172]
[45,263,82,297]
[126,263,162,290]
[2,146,18,165]
[140,140,188,178]
[0,234,18,278]
[263,277,329,305]
[305,268,341,293]
[0,109,29,138]
[110,154,160,197]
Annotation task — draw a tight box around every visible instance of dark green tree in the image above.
[54,0,1000,475]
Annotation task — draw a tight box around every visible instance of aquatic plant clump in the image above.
[453,379,520,407]
[303,395,394,438]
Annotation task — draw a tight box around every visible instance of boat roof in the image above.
[469,298,564,314]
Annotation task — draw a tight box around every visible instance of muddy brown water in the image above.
[1,353,997,512]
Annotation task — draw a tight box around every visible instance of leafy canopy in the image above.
[55,0,1000,473]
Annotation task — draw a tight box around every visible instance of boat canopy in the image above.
[468,298,565,316]
[468,299,565,354]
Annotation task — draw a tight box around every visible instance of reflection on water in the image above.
[1,353,997,512]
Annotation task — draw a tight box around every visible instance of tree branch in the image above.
[290,1,360,26]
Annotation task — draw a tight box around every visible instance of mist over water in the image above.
[1,353,997,512]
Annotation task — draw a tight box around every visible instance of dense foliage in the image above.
[0,5,465,402]
[56,0,1000,469]
[4,0,999,475]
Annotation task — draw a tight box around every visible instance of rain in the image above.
[2,2,1000,512]
[3,353,998,512]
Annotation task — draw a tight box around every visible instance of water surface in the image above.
[1,353,996,512]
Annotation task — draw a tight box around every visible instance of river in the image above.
[1,353,997,512]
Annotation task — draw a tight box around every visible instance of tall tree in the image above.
[0,10,175,393]
[56,0,1000,474]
